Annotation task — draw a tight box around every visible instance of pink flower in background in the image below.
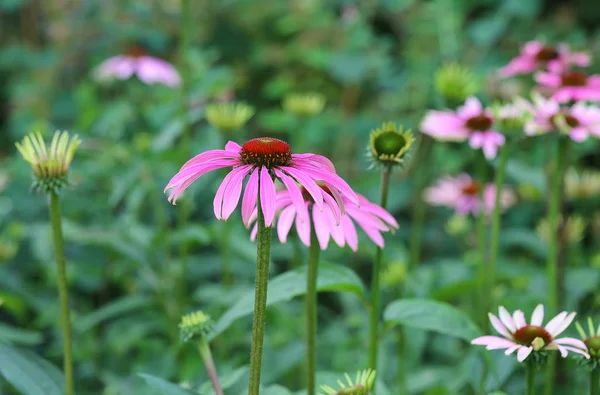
[95,47,181,88]
[519,95,600,142]
[424,174,515,216]
[535,64,600,102]
[164,138,359,228]
[472,305,589,362]
[249,189,398,251]
[420,97,505,159]
[499,41,590,77]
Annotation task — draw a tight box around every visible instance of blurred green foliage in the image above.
[1,0,600,394]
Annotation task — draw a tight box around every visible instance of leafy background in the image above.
[1,0,600,394]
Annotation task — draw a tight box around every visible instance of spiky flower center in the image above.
[561,71,588,87]
[585,336,600,354]
[513,325,553,346]
[373,131,407,156]
[127,46,147,58]
[535,47,560,62]
[461,181,480,196]
[465,114,493,131]
[551,112,580,128]
[240,138,292,168]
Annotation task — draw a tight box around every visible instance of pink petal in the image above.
[458,97,483,120]
[274,169,309,223]
[321,191,343,225]
[517,346,533,362]
[136,56,182,87]
[550,312,576,337]
[259,167,277,227]
[295,208,311,247]
[213,166,251,219]
[499,306,516,333]
[298,167,359,205]
[221,165,253,220]
[166,161,236,204]
[312,206,331,250]
[504,345,521,355]
[280,166,324,210]
[552,337,587,349]
[250,224,258,242]
[535,72,561,87]
[531,304,544,326]
[488,313,511,338]
[420,111,469,141]
[513,310,527,328]
[225,141,242,152]
[241,168,259,227]
[545,312,568,336]
[569,127,588,142]
[471,336,515,350]
[277,204,297,243]
[340,215,358,251]
[95,56,136,80]
[292,153,336,172]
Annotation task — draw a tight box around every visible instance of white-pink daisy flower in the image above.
[164,138,359,228]
[472,305,590,362]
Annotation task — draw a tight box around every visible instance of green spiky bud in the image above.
[318,369,376,395]
[205,102,255,132]
[435,63,479,105]
[179,310,213,342]
[368,122,414,168]
[282,93,326,116]
[536,215,586,245]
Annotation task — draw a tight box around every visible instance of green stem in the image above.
[475,153,488,329]
[526,363,536,395]
[591,369,599,395]
[248,189,272,395]
[49,192,74,395]
[197,339,224,395]
[408,137,432,272]
[368,166,392,371]
[488,142,511,310]
[306,228,320,395]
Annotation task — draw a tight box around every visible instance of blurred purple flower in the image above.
[535,64,600,102]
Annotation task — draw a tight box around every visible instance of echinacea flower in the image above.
[420,97,505,159]
[576,318,600,360]
[472,305,589,362]
[249,188,398,251]
[205,102,255,132]
[164,138,359,228]
[499,41,590,78]
[424,174,515,216]
[519,95,600,142]
[535,64,600,103]
[537,215,586,246]
[95,47,181,88]
[318,369,376,395]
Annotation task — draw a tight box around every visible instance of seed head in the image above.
[282,92,326,117]
[205,102,255,132]
[15,131,81,195]
[368,122,414,168]
[318,369,376,395]
[435,63,479,106]
[576,318,600,369]
[179,310,213,342]
[537,215,585,246]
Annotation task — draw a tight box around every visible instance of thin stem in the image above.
[526,363,536,395]
[408,137,432,272]
[591,369,599,395]
[49,192,74,395]
[488,142,511,310]
[306,228,320,395]
[475,153,488,330]
[197,339,224,395]
[248,189,272,395]
[368,166,392,371]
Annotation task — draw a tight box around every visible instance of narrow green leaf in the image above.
[76,295,152,332]
[0,323,43,345]
[383,299,481,341]
[137,373,194,395]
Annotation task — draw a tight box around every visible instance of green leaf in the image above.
[383,299,481,341]
[0,343,64,395]
[137,373,194,395]
[0,323,43,345]
[211,262,364,339]
[76,295,152,332]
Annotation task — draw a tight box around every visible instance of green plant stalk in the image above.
[49,192,74,395]
[306,228,320,395]
[591,369,599,395]
[197,339,224,395]
[368,166,392,371]
[488,141,511,310]
[526,363,536,395]
[248,190,272,395]
[408,137,432,272]
[475,153,488,330]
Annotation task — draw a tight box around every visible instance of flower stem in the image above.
[248,191,272,395]
[591,369,599,395]
[306,228,320,395]
[49,192,74,395]
[197,339,224,395]
[526,363,536,395]
[408,136,432,272]
[488,142,511,309]
[368,166,392,371]
[475,153,488,330]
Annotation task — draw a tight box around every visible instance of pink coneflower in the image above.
[499,41,590,78]
[420,97,505,159]
[519,95,600,142]
[249,188,398,251]
[535,64,600,103]
[424,174,515,216]
[95,47,182,88]
[472,305,589,362]
[164,138,359,227]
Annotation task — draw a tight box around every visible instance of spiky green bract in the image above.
[576,318,600,370]
[206,102,255,132]
[367,122,414,169]
[318,369,376,395]
[282,92,326,116]
[179,310,213,342]
[435,63,479,105]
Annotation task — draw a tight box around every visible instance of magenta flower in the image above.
[519,95,600,142]
[535,64,600,102]
[164,138,359,228]
[420,97,505,159]
[499,41,590,78]
[472,305,589,362]
[424,174,515,216]
[95,47,181,88]
[249,189,398,251]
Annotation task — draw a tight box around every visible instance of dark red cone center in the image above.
[535,47,560,62]
[465,114,493,131]
[561,71,588,87]
[240,137,292,168]
[551,112,580,128]
[461,181,480,196]
[127,46,147,58]
[513,325,553,346]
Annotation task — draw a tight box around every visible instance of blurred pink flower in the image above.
[95,48,181,88]
[164,138,358,228]
[519,95,600,142]
[535,64,600,102]
[472,305,589,362]
[499,41,590,78]
[424,174,515,216]
[420,97,505,159]
[249,189,398,251]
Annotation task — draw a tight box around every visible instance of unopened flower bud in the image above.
[435,63,479,106]
[318,369,376,395]
[179,310,213,342]
[368,122,414,168]
[206,102,254,132]
[282,93,326,117]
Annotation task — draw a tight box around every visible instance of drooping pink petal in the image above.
[220,165,253,220]
[324,206,345,248]
[321,191,343,225]
[136,56,182,87]
[166,161,237,204]
[259,167,277,227]
[95,56,136,80]
[300,167,359,205]
[177,150,239,171]
[312,205,331,250]
[295,208,311,247]
[277,204,297,243]
[471,336,515,349]
[165,159,237,190]
[535,72,562,87]
[488,313,511,339]
[280,166,324,210]
[340,215,358,251]
[420,111,469,141]
[517,346,533,362]
[274,169,309,223]
[292,153,336,172]
[504,345,521,355]
[241,168,259,227]
[553,344,590,359]
[552,337,587,349]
